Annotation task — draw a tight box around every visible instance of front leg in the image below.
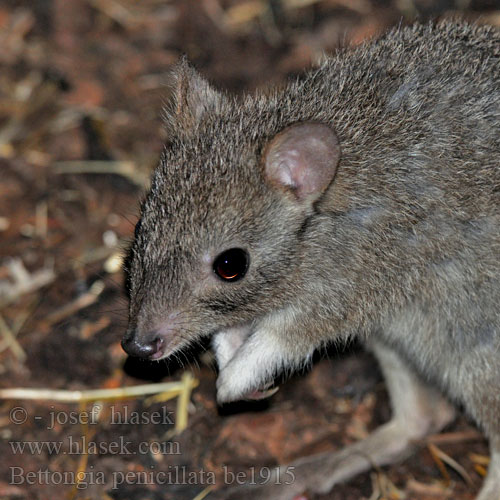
[211,324,252,371]
[215,307,315,403]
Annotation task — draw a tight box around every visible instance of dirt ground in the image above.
[0,1,498,499]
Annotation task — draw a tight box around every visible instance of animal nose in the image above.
[121,334,164,359]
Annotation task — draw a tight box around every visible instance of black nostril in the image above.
[121,335,160,359]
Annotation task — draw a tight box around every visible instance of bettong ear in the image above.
[164,57,223,134]
[264,122,341,202]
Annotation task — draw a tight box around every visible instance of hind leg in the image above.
[211,340,456,499]
[476,439,500,500]
[286,339,456,495]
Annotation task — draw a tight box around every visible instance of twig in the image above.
[191,486,216,500]
[425,430,484,445]
[0,258,55,309]
[0,297,37,355]
[469,453,490,466]
[71,245,119,271]
[225,0,266,26]
[428,442,451,487]
[406,479,451,496]
[52,160,149,188]
[88,0,136,27]
[370,469,406,499]
[0,314,26,362]
[43,280,105,327]
[428,442,473,487]
[35,201,48,239]
[224,0,333,28]
[69,404,95,500]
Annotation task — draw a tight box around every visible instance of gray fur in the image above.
[123,20,499,499]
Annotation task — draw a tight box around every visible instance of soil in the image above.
[0,1,497,499]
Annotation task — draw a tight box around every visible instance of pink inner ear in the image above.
[265,123,340,200]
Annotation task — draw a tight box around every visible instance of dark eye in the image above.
[213,248,249,282]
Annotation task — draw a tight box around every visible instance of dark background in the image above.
[0,1,498,499]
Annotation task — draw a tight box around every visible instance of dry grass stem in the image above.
[469,453,490,466]
[428,443,473,487]
[0,313,26,362]
[191,486,216,500]
[175,371,196,433]
[0,376,199,403]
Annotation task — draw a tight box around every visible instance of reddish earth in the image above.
[0,1,497,499]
